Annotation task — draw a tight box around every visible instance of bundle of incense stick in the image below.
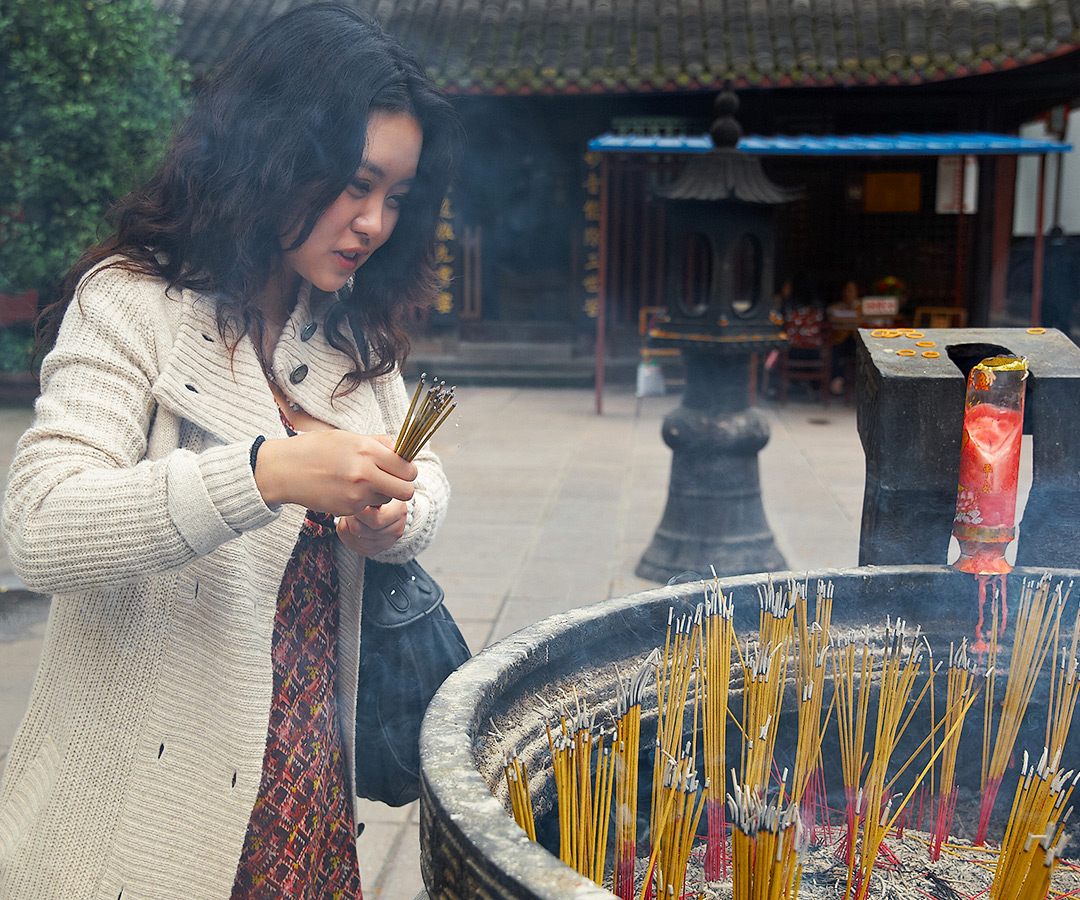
[726,774,808,900]
[930,640,979,861]
[738,580,796,790]
[549,713,582,874]
[845,618,929,900]
[613,652,657,900]
[738,639,785,794]
[655,750,706,900]
[701,577,735,882]
[590,736,616,886]
[549,727,574,869]
[504,753,537,840]
[831,631,872,875]
[977,574,1067,845]
[838,619,980,900]
[979,583,1002,840]
[548,700,616,886]
[791,580,835,816]
[1045,582,1078,763]
[394,374,456,461]
[640,753,705,900]
[990,748,1079,900]
[651,606,700,864]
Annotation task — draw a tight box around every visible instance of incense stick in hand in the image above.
[394,374,456,461]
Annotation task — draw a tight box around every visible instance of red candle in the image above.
[953,356,1027,576]
[955,403,1024,529]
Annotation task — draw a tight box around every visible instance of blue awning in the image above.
[589,133,715,153]
[588,131,1072,156]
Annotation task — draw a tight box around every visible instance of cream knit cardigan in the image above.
[0,263,449,899]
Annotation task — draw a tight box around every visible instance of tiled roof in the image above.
[158,0,1080,93]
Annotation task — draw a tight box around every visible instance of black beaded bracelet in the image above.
[249,435,266,473]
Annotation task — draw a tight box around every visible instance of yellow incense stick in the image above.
[394,375,457,461]
[978,576,1067,845]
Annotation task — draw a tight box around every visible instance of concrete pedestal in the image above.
[856,327,1080,568]
[637,347,786,582]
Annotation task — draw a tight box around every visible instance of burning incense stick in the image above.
[832,632,872,874]
[726,774,808,900]
[1046,582,1078,764]
[867,685,980,881]
[652,608,699,856]
[614,652,657,900]
[591,735,616,885]
[638,753,704,900]
[548,695,620,888]
[650,752,706,900]
[981,587,1001,826]
[701,577,735,881]
[850,618,928,900]
[792,579,834,811]
[504,753,537,840]
[976,575,1066,845]
[829,618,943,900]
[930,640,979,860]
[640,606,704,900]
[394,373,456,461]
[990,748,1079,900]
[738,579,795,791]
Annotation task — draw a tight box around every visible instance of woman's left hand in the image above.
[337,500,408,557]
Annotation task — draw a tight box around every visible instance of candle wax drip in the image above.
[971,573,1007,655]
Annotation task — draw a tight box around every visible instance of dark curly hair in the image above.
[41,3,464,387]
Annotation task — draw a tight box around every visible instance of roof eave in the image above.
[437,43,1080,96]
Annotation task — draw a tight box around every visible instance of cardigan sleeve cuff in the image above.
[370,492,435,564]
[167,442,279,556]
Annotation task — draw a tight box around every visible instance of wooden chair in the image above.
[913,306,968,329]
[779,306,832,406]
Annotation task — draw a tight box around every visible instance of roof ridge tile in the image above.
[167,0,1080,93]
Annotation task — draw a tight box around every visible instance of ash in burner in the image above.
[675,829,1080,900]
[491,573,1079,900]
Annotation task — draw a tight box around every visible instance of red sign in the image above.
[861,296,899,316]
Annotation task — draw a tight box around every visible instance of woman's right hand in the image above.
[252,431,417,515]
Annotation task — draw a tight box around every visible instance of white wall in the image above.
[1013,109,1080,235]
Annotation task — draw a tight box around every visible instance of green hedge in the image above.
[0,324,35,373]
[0,0,188,297]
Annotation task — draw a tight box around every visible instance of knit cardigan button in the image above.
[289,364,309,384]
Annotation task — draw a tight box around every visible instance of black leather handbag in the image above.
[354,558,471,806]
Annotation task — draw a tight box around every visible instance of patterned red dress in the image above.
[231,428,362,899]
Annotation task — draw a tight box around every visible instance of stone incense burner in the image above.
[418,564,1080,900]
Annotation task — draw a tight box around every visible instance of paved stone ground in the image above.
[1,383,993,899]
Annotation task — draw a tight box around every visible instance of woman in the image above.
[0,5,462,898]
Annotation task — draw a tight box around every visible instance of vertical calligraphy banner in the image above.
[581,151,603,321]
[432,195,457,324]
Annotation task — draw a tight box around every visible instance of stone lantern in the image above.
[636,89,800,582]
